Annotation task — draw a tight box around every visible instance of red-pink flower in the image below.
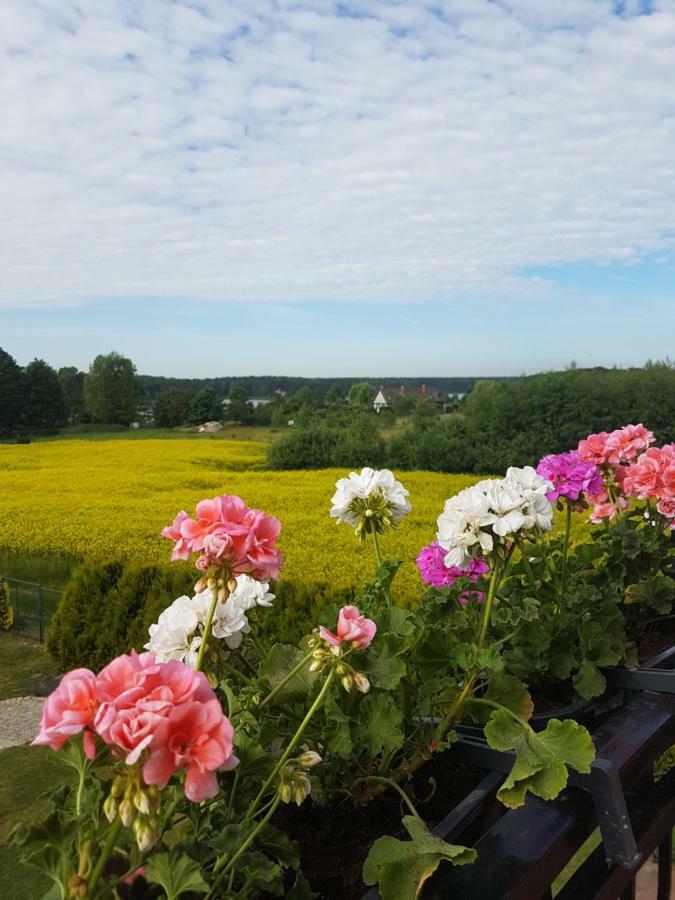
[589,498,628,524]
[605,424,654,464]
[143,698,238,802]
[162,494,284,582]
[32,668,98,758]
[578,432,610,465]
[623,444,675,522]
[319,605,377,650]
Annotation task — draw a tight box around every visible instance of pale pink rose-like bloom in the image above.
[195,554,210,572]
[162,494,284,582]
[657,497,675,519]
[161,511,192,562]
[32,668,98,758]
[605,424,654,464]
[578,432,611,465]
[319,605,377,650]
[143,698,238,802]
[589,498,628,524]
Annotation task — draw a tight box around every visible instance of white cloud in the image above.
[0,0,674,308]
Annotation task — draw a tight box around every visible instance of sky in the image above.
[1,0,675,377]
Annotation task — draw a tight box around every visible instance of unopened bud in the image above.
[336,664,348,676]
[294,785,308,806]
[77,886,87,899]
[146,785,161,812]
[227,577,238,593]
[309,660,323,673]
[103,795,118,824]
[279,783,292,804]
[111,776,126,799]
[365,509,375,518]
[312,649,325,659]
[136,823,156,853]
[134,789,151,816]
[119,797,135,828]
[341,674,353,692]
[194,578,207,594]
[297,751,322,768]
[218,586,227,603]
[353,673,370,694]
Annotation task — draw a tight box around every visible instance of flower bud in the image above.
[111,776,126,799]
[119,797,135,828]
[103,795,118,824]
[146,785,161,813]
[134,789,151,816]
[297,751,322,769]
[341,674,353,692]
[135,822,156,853]
[227,577,238,593]
[353,672,370,694]
[218,586,227,603]
[336,664,348,676]
[279,783,292,804]
[77,885,88,899]
[312,649,325,660]
[194,578,207,594]
[308,659,323,673]
[294,785,308,806]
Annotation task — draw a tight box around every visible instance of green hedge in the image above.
[46,559,356,672]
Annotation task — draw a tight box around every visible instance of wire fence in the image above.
[3,576,63,642]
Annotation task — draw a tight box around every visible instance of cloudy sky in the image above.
[2,0,675,376]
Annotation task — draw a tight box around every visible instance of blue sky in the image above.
[1,1,675,376]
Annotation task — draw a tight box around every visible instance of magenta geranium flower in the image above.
[536,450,603,502]
[416,542,489,589]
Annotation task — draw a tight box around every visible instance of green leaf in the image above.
[145,851,208,899]
[466,674,533,724]
[286,871,318,899]
[573,660,606,699]
[363,633,408,690]
[233,732,275,781]
[323,696,353,758]
[485,712,595,809]
[360,693,404,757]
[362,815,476,900]
[259,644,317,704]
[625,574,675,615]
[415,631,456,679]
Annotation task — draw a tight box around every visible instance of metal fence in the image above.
[3,576,63,642]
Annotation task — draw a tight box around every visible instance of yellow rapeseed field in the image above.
[0,439,589,602]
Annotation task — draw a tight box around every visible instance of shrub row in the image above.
[46,558,355,672]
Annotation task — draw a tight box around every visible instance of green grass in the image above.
[0,633,55,700]
[0,744,73,898]
[32,424,282,443]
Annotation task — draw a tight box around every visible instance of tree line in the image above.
[268,362,675,473]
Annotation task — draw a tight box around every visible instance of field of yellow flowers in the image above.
[0,439,590,602]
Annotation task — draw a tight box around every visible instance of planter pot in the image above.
[362,644,675,900]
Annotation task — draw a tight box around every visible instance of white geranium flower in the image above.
[330,467,411,533]
[486,482,526,537]
[145,594,200,663]
[211,594,250,648]
[505,466,552,499]
[229,574,275,610]
[437,487,496,567]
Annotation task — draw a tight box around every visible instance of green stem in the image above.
[468,696,533,732]
[247,670,335,818]
[76,764,86,818]
[559,501,572,598]
[195,588,219,673]
[518,544,538,595]
[220,659,253,685]
[225,766,241,822]
[206,797,281,898]
[477,565,500,649]
[88,818,122,897]
[258,649,314,710]
[371,528,392,609]
[361,776,422,819]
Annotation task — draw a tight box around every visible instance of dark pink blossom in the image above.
[536,451,603,502]
[416,541,490,589]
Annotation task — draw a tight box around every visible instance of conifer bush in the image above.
[0,576,14,631]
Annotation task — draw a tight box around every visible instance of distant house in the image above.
[372,384,407,413]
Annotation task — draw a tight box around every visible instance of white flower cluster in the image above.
[437,466,554,568]
[145,575,275,667]
[330,467,412,527]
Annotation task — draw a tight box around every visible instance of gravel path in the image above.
[0,696,44,750]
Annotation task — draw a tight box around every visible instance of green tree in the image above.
[58,367,87,424]
[153,388,194,428]
[23,358,66,429]
[0,347,22,430]
[324,383,343,406]
[83,352,141,425]
[225,386,252,423]
[347,381,374,409]
[190,387,223,424]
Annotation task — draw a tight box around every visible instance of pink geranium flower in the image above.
[162,494,284,582]
[319,605,377,650]
[32,668,98,758]
[623,444,675,523]
[143,698,238,802]
[536,451,603,502]
[416,542,490,589]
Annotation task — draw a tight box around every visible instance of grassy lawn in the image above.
[0,633,55,700]
[0,634,67,897]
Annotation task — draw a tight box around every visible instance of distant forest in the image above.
[136,374,513,400]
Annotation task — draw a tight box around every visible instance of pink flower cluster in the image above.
[578,424,654,466]
[536,451,603,503]
[162,494,284,581]
[624,444,675,525]
[33,651,238,803]
[416,542,489,604]
[319,605,377,650]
